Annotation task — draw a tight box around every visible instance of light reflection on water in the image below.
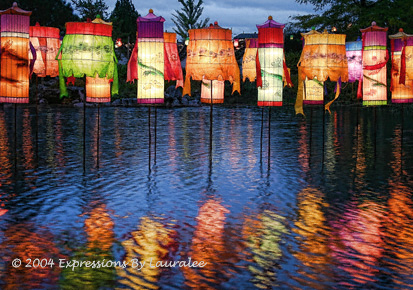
[0,104,412,289]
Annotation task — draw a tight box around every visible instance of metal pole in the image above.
[267,107,271,172]
[374,106,377,164]
[14,103,17,174]
[401,103,404,175]
[309,107,313,166]
[35,76,39,165]
[260,107,264,163]
[97,104,100,169]
[83,95,86,174]
[154,106,157,165]
[148,106,151,172]
[209,80,213,164]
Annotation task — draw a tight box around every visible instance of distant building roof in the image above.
[234,33,258,39]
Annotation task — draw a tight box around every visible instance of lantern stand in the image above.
[35,76,39,165]
[267,107,271,171]
[260,108,264,162]
[373,106,377,165]
[321,93,326,173]
[400,103,404,173]
[309,107,313,167]
[14,104,17,175]
[154,106,157,165]
[148,107,152,173]
[209,83,213,163]
[83,96,86,174]
[96,103,100,169]
[352,105,360,188]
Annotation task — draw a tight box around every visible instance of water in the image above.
[0,104,412,289]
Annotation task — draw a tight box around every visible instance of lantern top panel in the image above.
[92,16,112,26]
[66,17,112,37]
[301,28,321,37]
[138,9,165,23]
[247,38,258,48]
[188,25,232,41]
[164,32,176,43]
[30,22,60,38]
[389,28,413,39]
[346,40,362,51]
[256,16,285,29]
[303,30,346,45]
[0,2,31,16]
[360,21,388,33]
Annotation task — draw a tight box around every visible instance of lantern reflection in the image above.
[183,198,236,289]
[360,22,388,106]
[183,21,240,103]
[0,224,63,289]
[389,29,413,103]
[242,209,288,288]
[29,22,60,78]
[117,216,176,290]
[0,2,32,103]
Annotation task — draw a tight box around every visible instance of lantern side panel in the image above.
[303,78,324,104]
[257,47,284,106]
[137,40,164,104]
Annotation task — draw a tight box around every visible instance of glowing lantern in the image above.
[389,29,413,103]
[303,77,324,104]
[29,23,60,78]
[164,32,183,88]
[242,38,258,82]
[201,77,225,103]
[183,21,240,103]
[360,22,388,106]
[0,2,32,103]
[57,16,118,102]
[296,28,348,113]
[256,16,292,106]
[346,39,363,83]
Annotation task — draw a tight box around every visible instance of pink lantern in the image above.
[360,22,388,106]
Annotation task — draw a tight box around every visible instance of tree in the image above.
[109,0,139,43]
[171,0,210,41]
[290,0,413,40]
[3,0,79,31]
[71,0,109,21]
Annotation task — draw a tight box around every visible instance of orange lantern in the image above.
[256,16,292,106]
[57,16,118,103]
[389,29,413,103]
[164,32,183,88]
[360,22,388,106]
[296,28,348,113]
[242,38,258,82]
[0,2,32,103]
[183,21,240,103]
[29,22,60,78]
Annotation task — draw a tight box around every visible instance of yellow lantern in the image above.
[242,38,258,82]
[0,2,32,103]
[360,22,388,106]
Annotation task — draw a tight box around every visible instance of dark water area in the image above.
[0,103,412,289]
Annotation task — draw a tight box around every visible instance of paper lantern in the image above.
[134,9,165,104]
[360,22,388,106]
[201,77,225,103]
[345,39,363,83]
[303,77,324,104]
[183,21,240,101]
[57,16,118,102]
[242,38,258,82]
[296,28,348,113]
[164,32,183,88]
[29,22,60,78]
[256,16,292,106]
[389,29,413,103]
[0,2,32,103]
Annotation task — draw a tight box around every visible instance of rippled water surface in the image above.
[0,104,412,289]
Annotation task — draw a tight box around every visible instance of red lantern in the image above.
[164,32,183,88]
[0,2,32,103]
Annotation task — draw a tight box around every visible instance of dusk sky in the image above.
[105,0,314,37]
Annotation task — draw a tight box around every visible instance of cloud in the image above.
[106,0,313,36]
